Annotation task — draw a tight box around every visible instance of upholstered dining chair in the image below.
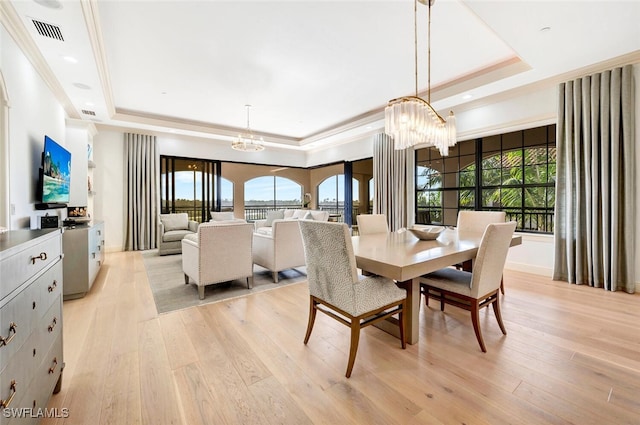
[456,210,507,294]
[356,214,389,235]
[419,221,517,353]
[299,221,407,378]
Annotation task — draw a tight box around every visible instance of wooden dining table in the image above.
[351,228,522,344]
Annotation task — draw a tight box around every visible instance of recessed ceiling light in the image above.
[63,56,77,63]
[462,94,473,100]
[34,0,62,9]
[540,26,551,32]
[73,82,92,90]
[85,101,94,106]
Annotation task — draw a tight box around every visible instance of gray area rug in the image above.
[141,250,308,314]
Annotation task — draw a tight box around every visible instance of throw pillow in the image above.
[303,212,314,220]
[210,211,234,221]
[264,210,284,227]
[160,213,188,231]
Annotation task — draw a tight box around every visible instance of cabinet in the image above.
[0,228,63,425]
[62,221,104,300]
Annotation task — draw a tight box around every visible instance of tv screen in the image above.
[41,135,71,204]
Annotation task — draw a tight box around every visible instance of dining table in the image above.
[351,227,522,344]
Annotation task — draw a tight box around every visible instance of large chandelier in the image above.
[231,104,265,152]
[384,0,457,154]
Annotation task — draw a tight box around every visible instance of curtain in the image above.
[125,133,159,251]
[373,133,415,232]
[553,65,635,293]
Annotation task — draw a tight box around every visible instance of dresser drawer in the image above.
[32,261,62,322]
[0,283,39,369]
[0,232,62,302]
[0,328,41,416]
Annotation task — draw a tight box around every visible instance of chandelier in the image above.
[231,104,265,152]
[384,0,457,155]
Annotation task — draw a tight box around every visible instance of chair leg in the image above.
[500,276,504,295]
[272,271,279,283]
[440,291,445,312]
[198,285,205,300]
[470,300,486,352]
[303,298,317,344]
[492,294,507,335]
[247,275,254,289]
[184,274,189,284]
[399,301,406,349]
[346,320,361,378]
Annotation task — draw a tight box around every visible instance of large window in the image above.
[160,156,219,223]
[317,174,359,222]
[244,176,302,220]
[416,124,556,233]
[220,177,233,211]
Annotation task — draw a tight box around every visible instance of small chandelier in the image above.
[384,0,457,155]
[231,104,265,152]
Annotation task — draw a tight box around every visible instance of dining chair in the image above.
[298,220,407,378]
[456,210,507,294]
[356,214,389,235]
[419,221,517,352]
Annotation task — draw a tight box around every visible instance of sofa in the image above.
[252,209,329,282]
[158,213,199,255]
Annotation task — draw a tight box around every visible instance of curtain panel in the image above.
[373,133,415,232]
[125,133,159,251]
[553,65,635,293]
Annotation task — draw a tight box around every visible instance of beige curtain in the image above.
[125,133,159,251]
[373,133,415,232]
[553,65,635,293]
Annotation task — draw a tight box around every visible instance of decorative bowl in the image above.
[408,225,445,240]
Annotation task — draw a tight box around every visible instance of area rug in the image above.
[141,250,308,314]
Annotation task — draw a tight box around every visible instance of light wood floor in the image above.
[43,251,640,425]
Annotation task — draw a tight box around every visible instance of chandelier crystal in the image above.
[384,0,457,155]
[231,104,265,152]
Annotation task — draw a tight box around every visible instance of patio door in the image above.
[160,156,220,223]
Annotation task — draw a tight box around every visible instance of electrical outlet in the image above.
[11,204,15,215]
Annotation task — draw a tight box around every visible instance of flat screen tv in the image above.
[40,135,71,205]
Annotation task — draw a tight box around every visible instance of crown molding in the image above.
[0,1,80,119]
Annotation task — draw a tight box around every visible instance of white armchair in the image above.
[182,221,254,299]
[252,219,306,283]
[158,213,198,256]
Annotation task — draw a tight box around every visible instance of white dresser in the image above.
[0,229,64,424]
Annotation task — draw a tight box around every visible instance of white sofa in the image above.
[252,209,329,282]
[182,221,254,299]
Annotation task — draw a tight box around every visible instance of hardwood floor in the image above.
[43,251,640,425]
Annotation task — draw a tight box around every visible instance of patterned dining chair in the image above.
[298,220,407,378]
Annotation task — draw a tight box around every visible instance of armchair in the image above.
[252,219,306,283]
[182,221,254,299]
[158,213,198,255]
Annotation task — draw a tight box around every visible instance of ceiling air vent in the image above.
[81,110,96,116]
[31,19,64,41]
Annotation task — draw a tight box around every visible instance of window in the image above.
[317,174,359,221]
[220,177,233,211]
[244,176,302,220]
[416,124,556,233]
[160,156,218,223]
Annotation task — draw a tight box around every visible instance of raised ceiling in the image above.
[3,0,640,150]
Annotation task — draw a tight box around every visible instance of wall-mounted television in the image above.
[37,135,71,208]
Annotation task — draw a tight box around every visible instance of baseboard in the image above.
[505,261,553,277]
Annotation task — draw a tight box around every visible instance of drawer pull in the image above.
[48,357,58,374]
[31,252,48,264]
[0,322,17,347]
[48,280,58,293]
[0,380,17,408]
[48,317,58,333]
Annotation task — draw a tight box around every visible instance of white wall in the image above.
[1,25,66,230]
